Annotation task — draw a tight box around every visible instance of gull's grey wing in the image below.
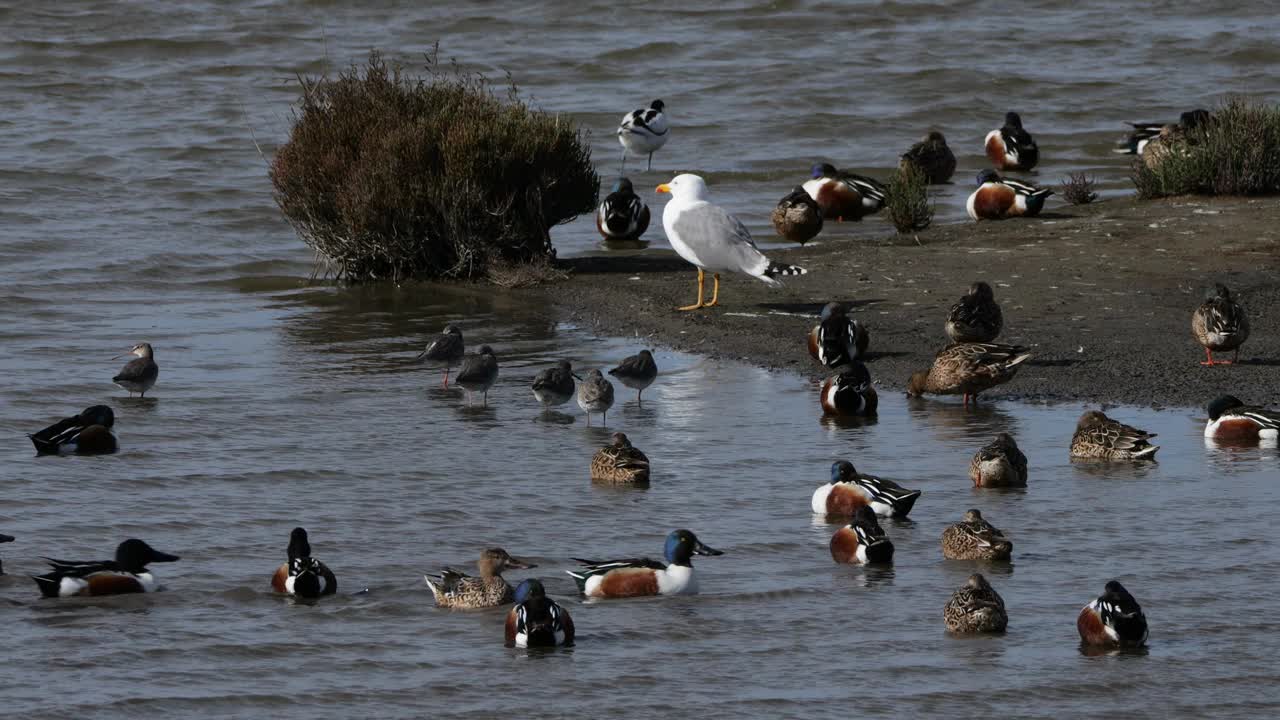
[671,202,769,276]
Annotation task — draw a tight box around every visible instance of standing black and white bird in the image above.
[617,99,669,172]
[532,360,579,413]
[455,345,499,407]
[417,325,465,388]
[984,111,1039,172]
[577,369,615,427]
[596,177,650,243]
[112,343,159,397]
[608,350,658,406]
[808,302,869,368]
[945,281,1003,343]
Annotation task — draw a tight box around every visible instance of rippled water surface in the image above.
[3,2,1280,718]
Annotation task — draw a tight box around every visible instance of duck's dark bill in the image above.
[505,557,537,570]
[694,542,723,556]
[149,550,181,563]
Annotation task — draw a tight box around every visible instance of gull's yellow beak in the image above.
[656,183,671,194]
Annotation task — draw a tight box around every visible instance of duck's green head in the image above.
[665,529,722,565]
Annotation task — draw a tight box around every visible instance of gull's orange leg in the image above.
[704,273,721,308]
[678,269,707,311]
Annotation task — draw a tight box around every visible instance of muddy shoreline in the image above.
[522,196,1280,408]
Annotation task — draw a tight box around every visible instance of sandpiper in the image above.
[112,343,158,397]
[577,369,615,427]
[455,345,499,407]
[417,325,465,387]
[608,350,658,406]
[532,360,579,412]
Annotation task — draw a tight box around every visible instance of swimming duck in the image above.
[941,509,1013,561]
[830,506,894,565]
[270,527,337,598]
[29,405,118,456]
[819,363,879,417]
[608,349,658,406]
[590,432,650,484]
[945,281,1003,343]
[0,533,13,575]
[455,345,499,407]
[617,99,669,172]
[112,342,159,397]
[505,579,575,648]
[1192,283,1249,366]
[1204,395,1280,442]
[34,539,180,598]
[802,163,887,221]
[984,111,1039,171]
[532,360,579,412]
[809,302,870,368]
[899,130,957,184]
[1077,580,1148,648]
[417,325,465,388]
[577,369,615,427]
[966,170,1053,220]
[567,529,722,598]
[425,548,535,609]
[944,573,1008,633]
[811,460,921,519]
[597,177,650,243]
[969,433,1028,488]
[771,186,824,244]
[906,342,1032,405]
[1069,410,1159,460]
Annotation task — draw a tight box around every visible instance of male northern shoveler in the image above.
[532,360,578,412]
[945,281,1003,343]
[966,170,1053,220]
[819,363,878,417]
[771,186,824,245]
[899,130,957,184]
[417,325,465,388]
[811,460,921,519]
[505,579,575,648]
[597,177,650,243]
[969,433,1028,488]
[566,529,722,598]
[590,432,650,484]
[802,163,887,222]
[33,539,179,598]
[609,349,658,406]
[1192,283,1249,366]
[809,302,870,368]
[1070,410,1159,460]
[1117,109,1212,163]
[1078,580,1148,648]
[270,527,337,598]
[1204,395,1280,442]
[617,99,669,172]
[906,342,1032,405]
[942,509,1013,561]
[943,573,1008,634]
[29,405,118,456]
[830,506,894,565]
[577,369,615,427]
[0,533,14,575]
[984,112,1039,171]
[112,343,159,397]
[455,345,499,407]
[425,548,535,609]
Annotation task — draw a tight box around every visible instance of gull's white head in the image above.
[656,174,709,201]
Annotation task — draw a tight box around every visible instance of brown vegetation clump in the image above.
[884,165,934,232]
[1060,172,1099,205]
[270,51,599,282]
[1132,97,1280,199]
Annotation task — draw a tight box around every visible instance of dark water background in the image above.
[2,2,1280,718]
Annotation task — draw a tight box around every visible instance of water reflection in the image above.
[906,397,1025,444]
[1068,458,1161,480]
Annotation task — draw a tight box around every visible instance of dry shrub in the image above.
[486,257,571,288]
[1060,172,1099,204]
[270,50,598,282]
[884,165,933,232]
[1132,97,1280,198]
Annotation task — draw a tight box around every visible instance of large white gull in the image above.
[656,174,806,311]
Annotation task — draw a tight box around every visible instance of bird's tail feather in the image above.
[766,263,807,278]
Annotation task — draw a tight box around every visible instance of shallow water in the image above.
[3,2,1280,718]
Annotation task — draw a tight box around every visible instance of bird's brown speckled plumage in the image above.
[907,343,1031,403]
[424,548,534,609]
[899,130,957,184]
[969,433,1028,487]
[1192,283,1249,365]
[944,573,1008,633]
[941,509,1013,561]
[590,432,650,484]
[1070,411,1159,460]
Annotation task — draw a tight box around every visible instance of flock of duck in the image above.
[13,102,1271,651]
